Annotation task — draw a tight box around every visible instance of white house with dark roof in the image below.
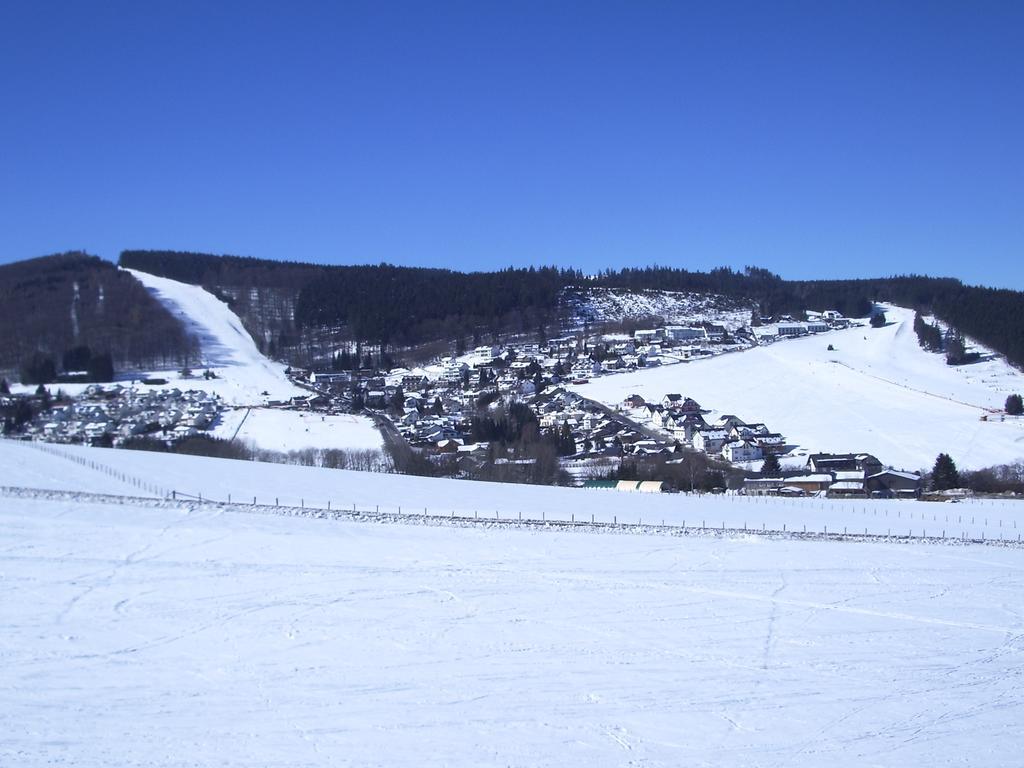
[693,428,730,454]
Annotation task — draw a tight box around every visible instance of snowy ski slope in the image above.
[3,442,1024,766]
[573,305,1024,470]
[125,268,305,405]
[125,269,383,451]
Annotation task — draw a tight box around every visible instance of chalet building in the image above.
[713,414,746,431]
[754,432,786,454]
[866,470,922,498]
[777,323,808,338]
[731,423,769,439]
[807,453,883,476]
[634,329,663,343]
[827,470,868,497]
[693,428,729,454]
[309,371,351,387]
[673,412,708,442]
[664,326,706,342]
[723,439,763,462]
[401,375,429,390]
[662,394,684,410]
[704,323,727,341]
[780,474,833,494]
[678,397,703,414]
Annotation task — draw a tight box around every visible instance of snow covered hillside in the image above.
[573,304,1024,470]
[3,443,1024,766]
[562,285,752,328]
[125,269,304,405]
[211,407,385,453]
[4,439,1022,543]
[124,269,383,451]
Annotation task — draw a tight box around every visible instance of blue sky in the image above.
[1,1,1022,287]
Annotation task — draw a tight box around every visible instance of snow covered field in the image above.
[572,305,1024,471]
[212,408,385,453]
[3,464,1024,766]
[4,440,1023,545]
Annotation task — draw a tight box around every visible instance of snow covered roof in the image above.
[868,470,921,481]
[834,470,866,480]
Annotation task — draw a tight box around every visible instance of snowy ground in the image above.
[4,440,1022,544]
[3,473,1024,765]
[572,305,1024,471]
[212,408,385,453]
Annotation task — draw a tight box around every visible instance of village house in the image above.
[693,428,730,454]
[704,323,727,342]
[776,323,807,338]
[807,453,883,476]
[723,439,763,462]
[753,432,786,454]
[827,470,868,497]
[866,470,922,498]
[664,326,706,342]
[713,414,746,431]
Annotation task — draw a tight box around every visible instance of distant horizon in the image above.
[6,247,1017,292]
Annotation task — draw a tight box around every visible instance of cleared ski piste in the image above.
[3,443,1024,766]
[571,304,1024,471]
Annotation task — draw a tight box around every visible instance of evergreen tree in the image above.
[945,330,968,365]
[870,311,886,328]
[62,345,92,372]
[0,378,9,395]
[389,386,405,414]
[20,354,56,385]
[432,397,444,415]
[533,370,546,394]
[558,422,576,456]
[87,352,114,382]
[931,453,960,490]
[1006,393,1023,416]
[761,453,781,476]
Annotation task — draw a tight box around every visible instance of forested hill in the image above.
[119,250,1024,369]
[0,253,195,382]
[120,250,578,350]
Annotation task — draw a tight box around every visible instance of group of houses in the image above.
[18,385,224,445]
[772,310,852,338]
[297,309,857,474]
[742,453,922,498]
[619,393,786,465]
